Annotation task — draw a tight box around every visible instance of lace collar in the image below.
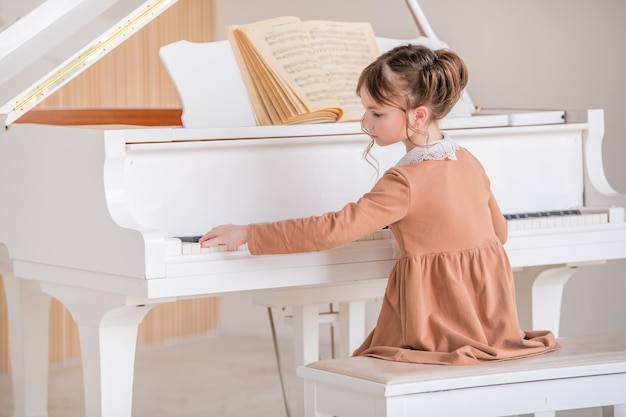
[396,133,459,166]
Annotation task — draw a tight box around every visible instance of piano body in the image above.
[1,0,625,416]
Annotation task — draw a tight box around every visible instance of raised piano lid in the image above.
[0,0,180,127]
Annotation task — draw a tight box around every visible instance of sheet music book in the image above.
[226,16,380,125]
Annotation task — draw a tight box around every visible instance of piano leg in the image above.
[337,300,367,357]
[2,273,51,417]
[39,283,155,417]
[531,261,605,337]
[531,266,577,338]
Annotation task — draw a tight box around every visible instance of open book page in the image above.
[302,20,379,122]
[227,16,342,125]
[228,28,272,125]
[234,29,300,125]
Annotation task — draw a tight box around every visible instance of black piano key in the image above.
[505,210,582,218]
[175,235,203,243]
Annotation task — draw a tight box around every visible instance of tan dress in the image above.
[247,137,560,365]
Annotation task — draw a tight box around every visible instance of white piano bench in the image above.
[297,333,626,417]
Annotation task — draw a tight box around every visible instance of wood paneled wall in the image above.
[0,0,219,373]
[40,0,215,108]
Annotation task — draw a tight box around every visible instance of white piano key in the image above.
[554,216,564,228]
[181,242,193,255]
[585,213,603,225]
[200,245,218,254]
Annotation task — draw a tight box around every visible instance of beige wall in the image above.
[214,0,626,338]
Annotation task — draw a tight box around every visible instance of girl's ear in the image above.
[411,106,430,128]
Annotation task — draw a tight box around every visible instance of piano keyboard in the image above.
[504,209,608,231]
[167,229,394,257]
[166,207,624,256]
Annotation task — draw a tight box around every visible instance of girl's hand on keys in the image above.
[199,224,247,248]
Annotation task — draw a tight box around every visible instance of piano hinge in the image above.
[6,0,179,125]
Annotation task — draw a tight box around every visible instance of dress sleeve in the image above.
[247,169,411,255]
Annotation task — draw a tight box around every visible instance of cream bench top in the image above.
[298,333,626,417]
[301,333,626,395]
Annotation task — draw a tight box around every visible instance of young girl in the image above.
[199,44,560,365]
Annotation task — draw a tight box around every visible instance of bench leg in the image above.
[293,305,322,417]
[302,379,332,417]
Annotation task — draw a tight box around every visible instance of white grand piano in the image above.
[1,0,625,416]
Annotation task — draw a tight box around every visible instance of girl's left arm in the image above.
[246,170,411,255]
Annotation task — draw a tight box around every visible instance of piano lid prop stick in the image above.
[404,0,439,40]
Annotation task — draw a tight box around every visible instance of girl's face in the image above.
[359,86,408,147]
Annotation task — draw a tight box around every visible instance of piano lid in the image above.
[0,0,179,127]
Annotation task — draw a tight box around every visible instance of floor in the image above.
[0,335,297,417]
[0,334,605,417]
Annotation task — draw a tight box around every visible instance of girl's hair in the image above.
[357,44,468,120]
[356,44,469,169]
